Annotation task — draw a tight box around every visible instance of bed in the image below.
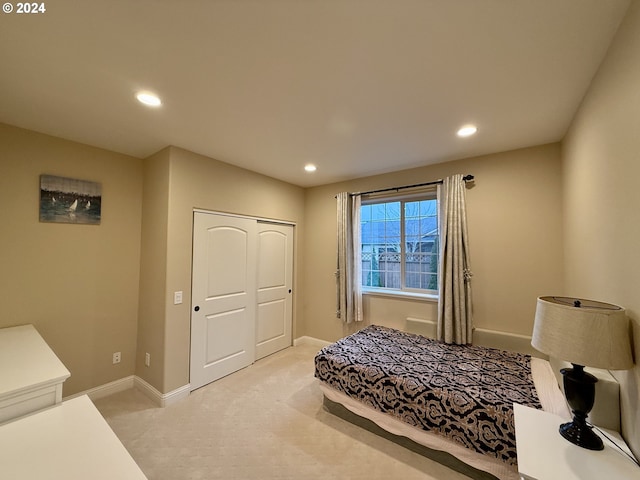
[314,325,570,480]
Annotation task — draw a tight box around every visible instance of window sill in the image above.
[362,288,438,302]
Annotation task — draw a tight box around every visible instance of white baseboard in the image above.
[294,336,331,348]
[65,337,334,406]
[63,375,190,407]
[64,376,135,402]
[134,376,190,407]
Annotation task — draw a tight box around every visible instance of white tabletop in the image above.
[0,324,70,395]
[0,395,147,479]
[514,403,640,479]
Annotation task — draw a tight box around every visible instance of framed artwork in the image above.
[39,175,102,224]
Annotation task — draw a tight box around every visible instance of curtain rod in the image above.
[349,174,474,197]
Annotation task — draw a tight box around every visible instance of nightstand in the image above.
[514,403,639,479]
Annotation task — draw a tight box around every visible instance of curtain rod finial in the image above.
[463,174,474,182]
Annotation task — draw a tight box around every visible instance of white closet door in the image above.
[255,222,293,360]
[190,212,256,391]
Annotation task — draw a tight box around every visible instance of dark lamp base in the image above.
[559,364,604,451]
[559,420,604,451]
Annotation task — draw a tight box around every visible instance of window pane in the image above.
[362,197,438,293]
[360,204,372,223]
[384,202,401,220]
[420,199,437,216]
[378,243,399,288]
[404,199,438,291]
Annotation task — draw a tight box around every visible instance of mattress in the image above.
[315,325,569,480]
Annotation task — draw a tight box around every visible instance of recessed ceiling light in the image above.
[457,125,477,137]
[136,92,162,107]
[304,164,317,172]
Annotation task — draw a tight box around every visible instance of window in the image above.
[360,192,438,296]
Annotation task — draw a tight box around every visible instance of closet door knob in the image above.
[194,306,200,312]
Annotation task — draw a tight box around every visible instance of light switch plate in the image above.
[174,291,183,305]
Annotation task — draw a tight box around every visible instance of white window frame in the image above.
[360,190,439,300]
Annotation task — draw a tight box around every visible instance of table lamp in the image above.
[531,296,633,450]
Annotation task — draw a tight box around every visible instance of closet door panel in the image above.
[255,223,293,360]
[190,213,256,391]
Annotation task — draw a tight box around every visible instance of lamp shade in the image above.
[532,296,633,370]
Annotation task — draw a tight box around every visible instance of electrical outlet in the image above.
[112,352,121,364]
[145,352,151,367]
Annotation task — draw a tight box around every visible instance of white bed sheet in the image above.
[319,357,570,480]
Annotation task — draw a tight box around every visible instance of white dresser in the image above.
[0,395,148,479]
[0,324,70,423]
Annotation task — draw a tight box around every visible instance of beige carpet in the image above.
[94,343,471,480]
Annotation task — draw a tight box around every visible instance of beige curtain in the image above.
[336,192,363,323]
[437,175,473,344]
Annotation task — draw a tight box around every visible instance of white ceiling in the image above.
[0,0,631,187]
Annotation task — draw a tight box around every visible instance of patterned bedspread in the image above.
[314,325,541,465]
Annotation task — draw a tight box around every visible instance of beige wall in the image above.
[562,0,640,456]
[302,143,564,344]
[0,122,305,396]
[139,146,305,393]
[0,123,143,396]
[136,148,171,389]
